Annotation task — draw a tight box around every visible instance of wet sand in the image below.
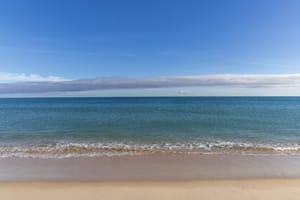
[1,153,300,181]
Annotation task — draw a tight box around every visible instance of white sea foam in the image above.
[0,141,300,158]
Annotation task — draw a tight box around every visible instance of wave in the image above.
[0,141,300,158]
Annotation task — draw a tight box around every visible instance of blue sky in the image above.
[0,0,299,96]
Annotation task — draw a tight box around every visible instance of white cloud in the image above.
[177,90,190,95]
[0,72,69,82]
[0,73,299,94]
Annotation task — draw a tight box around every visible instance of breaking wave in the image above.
[1,141,300,158]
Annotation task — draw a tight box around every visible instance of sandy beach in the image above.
[1,154,300,199]
[1,179,300,200]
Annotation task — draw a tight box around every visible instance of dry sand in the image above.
[1,179,300,200]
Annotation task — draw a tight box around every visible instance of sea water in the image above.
[0,97,300,158]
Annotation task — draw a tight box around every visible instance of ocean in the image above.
[0,97,300,158]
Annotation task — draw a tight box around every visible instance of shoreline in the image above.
[1,179,300,200]
[1,141,300,159]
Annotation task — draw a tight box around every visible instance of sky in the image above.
[0,0,299,96]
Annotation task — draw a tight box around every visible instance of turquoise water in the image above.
[0,97,300,157]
